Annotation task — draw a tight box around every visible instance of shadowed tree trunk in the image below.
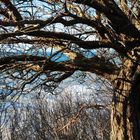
[111,56,140,139]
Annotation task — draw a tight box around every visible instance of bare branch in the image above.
[0,54,119,81]
[56,103,110,133]
[71,0,140,38]
[0,0,23,21]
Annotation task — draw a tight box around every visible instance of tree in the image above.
[0,0,140,139]
[0,89,110,140]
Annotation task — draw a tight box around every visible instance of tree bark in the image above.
[111,58,140,140]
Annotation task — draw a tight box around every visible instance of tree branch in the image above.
[71,0,140,38]
[56,103,110,133]
[0,54,119,81]
[0,0,23,21]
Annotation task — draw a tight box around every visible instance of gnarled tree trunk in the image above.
[111,58,140,140]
